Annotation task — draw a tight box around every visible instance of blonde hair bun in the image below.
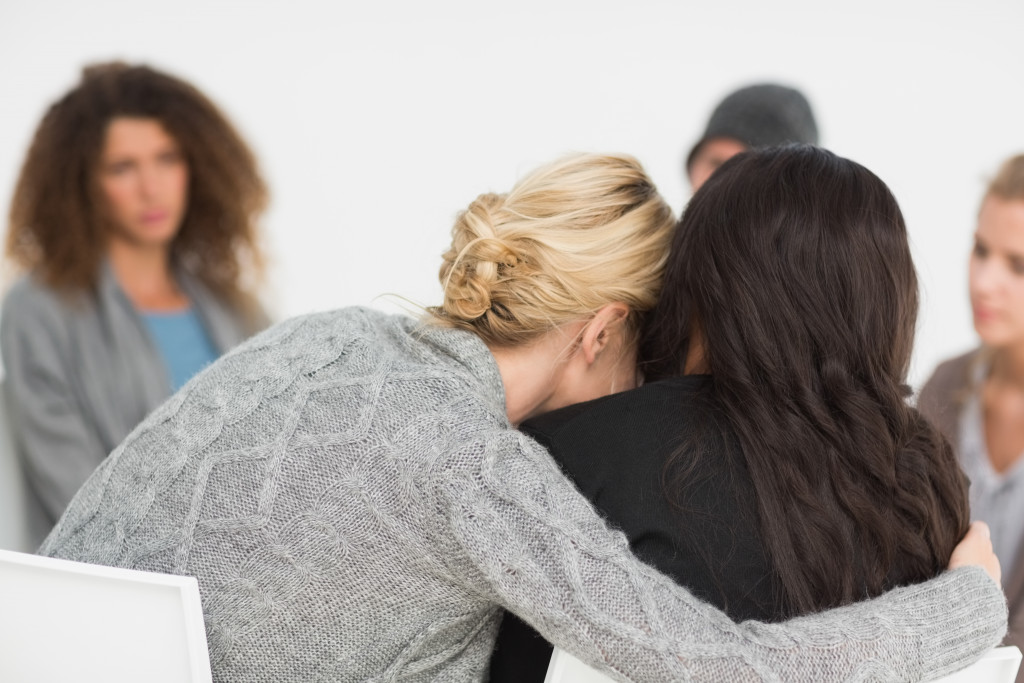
[440,193,521,322]
[432,153,676,347]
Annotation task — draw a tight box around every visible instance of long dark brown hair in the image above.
[641,145,969,616]
[5,61,267,312]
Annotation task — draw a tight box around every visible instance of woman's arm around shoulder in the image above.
[434,428,1007,681]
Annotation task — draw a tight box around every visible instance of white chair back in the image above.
[930,645,1022,682]
[545,647,618,683]
[544,645,1023,683]
[0,549,213,683]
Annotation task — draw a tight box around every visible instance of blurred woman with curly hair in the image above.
[1,61,269,530]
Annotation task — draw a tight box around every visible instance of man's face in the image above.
[687,137,748,192]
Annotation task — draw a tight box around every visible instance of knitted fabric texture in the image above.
[42,308,1006,681]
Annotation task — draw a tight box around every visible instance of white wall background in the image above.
[1,0,1022,389]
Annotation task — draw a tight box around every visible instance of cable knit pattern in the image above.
[42,307,1006,682]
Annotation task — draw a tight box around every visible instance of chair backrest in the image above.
[0,549,213,683]
[544,645,1023,683]
[545,647,617,683]
[930,646,1023,682]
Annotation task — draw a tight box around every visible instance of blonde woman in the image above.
[44,154,1004,681]
[920,153,1024,670]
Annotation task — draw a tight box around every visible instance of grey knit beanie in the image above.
[686,83,819,171]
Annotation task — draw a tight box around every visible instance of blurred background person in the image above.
[685,82,819,191]
[0,61,270,534]
[919,153,1024,677]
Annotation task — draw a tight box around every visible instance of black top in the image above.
[488,376,786,682]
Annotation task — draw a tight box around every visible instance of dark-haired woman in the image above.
[491,145,975,680]
[1,62,269,531]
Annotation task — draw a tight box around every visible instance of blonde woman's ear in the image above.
[579,303,631,365]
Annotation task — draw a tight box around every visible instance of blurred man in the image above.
[686,83,819,191]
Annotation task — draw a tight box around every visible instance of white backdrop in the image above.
[1,0,1023,389]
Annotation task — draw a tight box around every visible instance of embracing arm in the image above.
[437,431,1006,682]
[1,286,109,524]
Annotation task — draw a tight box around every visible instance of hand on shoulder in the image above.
[949,521,1002,587]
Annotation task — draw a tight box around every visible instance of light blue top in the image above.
[141,308,219,391]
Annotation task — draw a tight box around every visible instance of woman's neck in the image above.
[107,240,188,312]
[683,328,709,375]
[487,305,636,424]
[489,334,572,425]
[988,344,1024,389]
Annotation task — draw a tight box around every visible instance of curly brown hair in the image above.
[5,61,267,308]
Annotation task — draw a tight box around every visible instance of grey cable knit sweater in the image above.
[42,308,1006,682]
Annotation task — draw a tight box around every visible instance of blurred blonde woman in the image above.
[42,153,1003,680]
[920,153,1024,669]
[1,62,269,529]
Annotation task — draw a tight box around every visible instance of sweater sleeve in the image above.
[434,429,1007,682]
[0,284,108,525]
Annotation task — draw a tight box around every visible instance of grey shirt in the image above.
[958,359,1024,575]
[43,307,1006,682]
[0,263,266,530]
[920,348,1024,682]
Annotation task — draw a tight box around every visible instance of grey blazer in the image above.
[919,348,1024,681]
[0,264,267,532]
